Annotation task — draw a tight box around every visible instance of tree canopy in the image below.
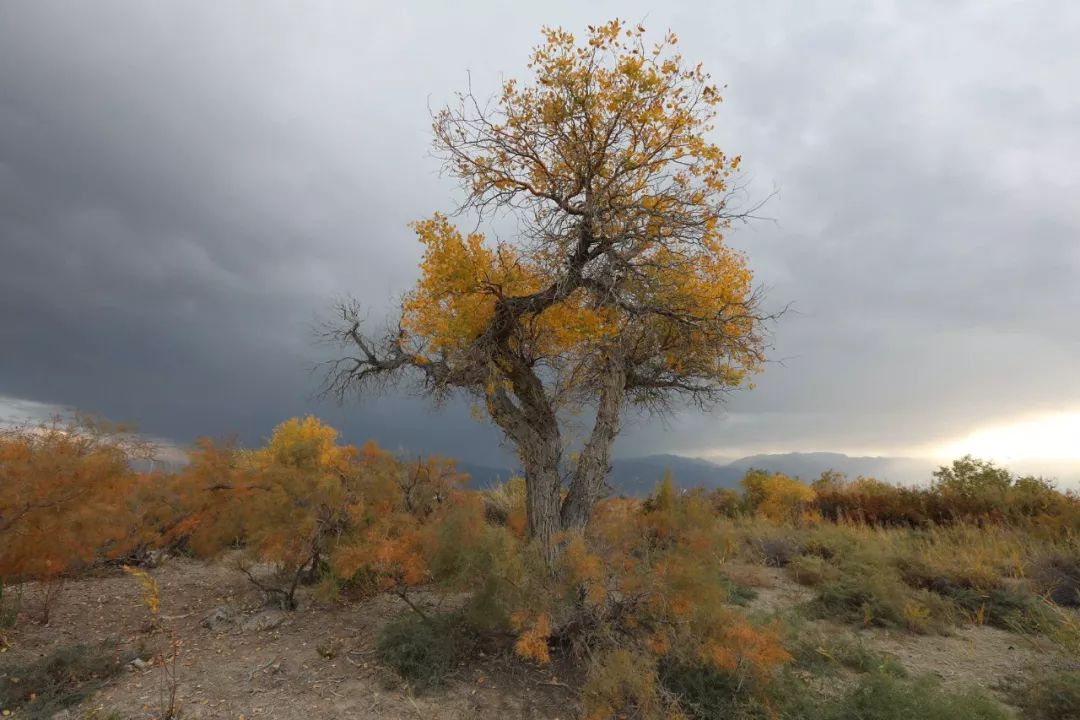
[324,20,773,552]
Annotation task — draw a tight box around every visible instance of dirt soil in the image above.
[3,557,1078,719]
[1,557,577,720]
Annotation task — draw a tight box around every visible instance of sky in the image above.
[1,1,1078,480]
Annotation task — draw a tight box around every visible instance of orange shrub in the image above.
[742,469,817,525]
[0,417,147,621]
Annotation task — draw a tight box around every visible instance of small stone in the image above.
[240,610,288,632]
[200,605,237,631]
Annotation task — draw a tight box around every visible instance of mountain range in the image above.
[456,452,942,496]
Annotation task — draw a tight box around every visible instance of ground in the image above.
[1,556,574,720]
[1,558,1074,719]
[728,563,1075,717]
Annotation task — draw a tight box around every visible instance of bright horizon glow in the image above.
[934,411,1080,463]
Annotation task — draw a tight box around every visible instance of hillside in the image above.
[459,452,940,496]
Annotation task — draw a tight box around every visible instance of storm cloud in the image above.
[1,2,1077,472]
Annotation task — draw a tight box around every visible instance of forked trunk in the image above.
[560,359,626,532]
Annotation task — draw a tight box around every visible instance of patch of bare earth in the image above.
[723,563,816,613]
[2,557,578,720]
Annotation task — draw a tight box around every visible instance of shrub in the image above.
[746,527,803,567]
[789,555,839,586]
[784,626,907,678]
[816,671,1009,720]
[375,611,472,690]
[709,488,743,518]
[719,576,759,606]
[1013,670,1080,720]
[1029,550,1080,607]
[810,459,1080,530]
[742,470,817,525]
[658,656,764,719]
[0,642,133,719]
[0,416,146,617]
[898,557,1060,633]
[813,564,948,633]
[583,649,661,720]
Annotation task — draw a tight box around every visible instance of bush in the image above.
[742,470,817,525]
[583,649,661,720]
[811,459,1080,530]
[1029,550,1080,607]
[719,576,759,606]
[784,627,907,678]
[817,671,1009,720]
[659,657,764,719]
[0,417,146,607]
[0,642,133,719]
[375,611,472,690]
[1013,670,1080,720]
[899,559,1059,633]
[789,555,839,587]
[747,529,803,568]
[813,564,948,633]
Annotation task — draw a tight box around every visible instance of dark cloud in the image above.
[1,2,1077,473]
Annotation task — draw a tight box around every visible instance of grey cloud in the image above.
[1,1,1077,473]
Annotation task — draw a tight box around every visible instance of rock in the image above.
[200,605,237,631]
[130,657,152,670]
[50,711,73,720]
[144,549,169,568]
[239,610,288,632]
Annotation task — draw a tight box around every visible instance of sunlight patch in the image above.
[936,411,1080,462]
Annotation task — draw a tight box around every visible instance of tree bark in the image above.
[561,358,626,531]
[525,461,563,561]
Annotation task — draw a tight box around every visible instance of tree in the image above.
[323,21,772,555]
[931,455,1014,498]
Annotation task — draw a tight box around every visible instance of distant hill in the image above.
[456,452,940,496]
[726,452,936,486]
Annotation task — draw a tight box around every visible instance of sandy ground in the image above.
[2,557,575,719]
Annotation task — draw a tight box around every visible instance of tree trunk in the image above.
[525,463,563,561]
[560,358,626,531]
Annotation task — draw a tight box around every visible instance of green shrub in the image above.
[375,611,472,690]
[812,565,944,632]
[1012,670,1080,720]
[719,576,759,606]
[900,563,1058,633]
[659,657,765,720]
[0,642,132,719]
[785,629,907,678]
[818,671,1009,720]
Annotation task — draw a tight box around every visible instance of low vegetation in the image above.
[0,642,133,719]
[2,410,1079,717]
